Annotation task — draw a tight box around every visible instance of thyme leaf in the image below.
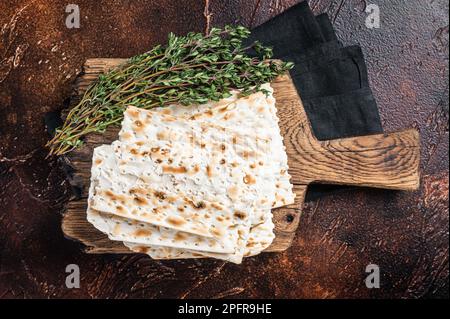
[47,25,294,156]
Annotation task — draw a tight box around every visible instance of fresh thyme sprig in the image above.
[46,25,294,156]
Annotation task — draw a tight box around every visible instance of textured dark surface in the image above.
[0,0,448,298]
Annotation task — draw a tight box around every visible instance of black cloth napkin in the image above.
[247,1,326,56]
[249,1,382,139]
[316,13,339,42]
[291,45,370,99]
[248,1,383,200]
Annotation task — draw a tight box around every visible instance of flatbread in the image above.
[106,106,285,263]
[114,107,277,210]
[87,84,295,264]
[90,119,264,262]
[151,83,294,208]
[115,85,292,261]
[123,213,275,259]
[90,145,240,240]
[87,146,238,253]
[88,210,236,253]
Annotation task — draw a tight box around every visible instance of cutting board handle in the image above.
[296,128,420,190]
[279,80,421,191]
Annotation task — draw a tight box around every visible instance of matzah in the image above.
[123,213,275,259]
[86,83,295,264]
[88,145,234,253]
[152,83,294,208]
[91,118,262,262]
[104,106,284,262]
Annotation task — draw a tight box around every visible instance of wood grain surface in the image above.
[61,58,420,254]
[0,0,448,299]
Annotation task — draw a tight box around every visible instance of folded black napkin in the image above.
[248,1,383,200]
[291,46,370,98]
[247,1,326,56]
[249,1,382,138]
[316,13,340,42]
[303,88,381,139]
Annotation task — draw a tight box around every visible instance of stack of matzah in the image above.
[86,83,295,264]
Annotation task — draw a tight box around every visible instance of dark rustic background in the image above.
[0,0,448,298]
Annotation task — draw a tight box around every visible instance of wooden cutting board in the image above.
[61,58,420,254]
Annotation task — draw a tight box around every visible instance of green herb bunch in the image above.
[47,25,294,156]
